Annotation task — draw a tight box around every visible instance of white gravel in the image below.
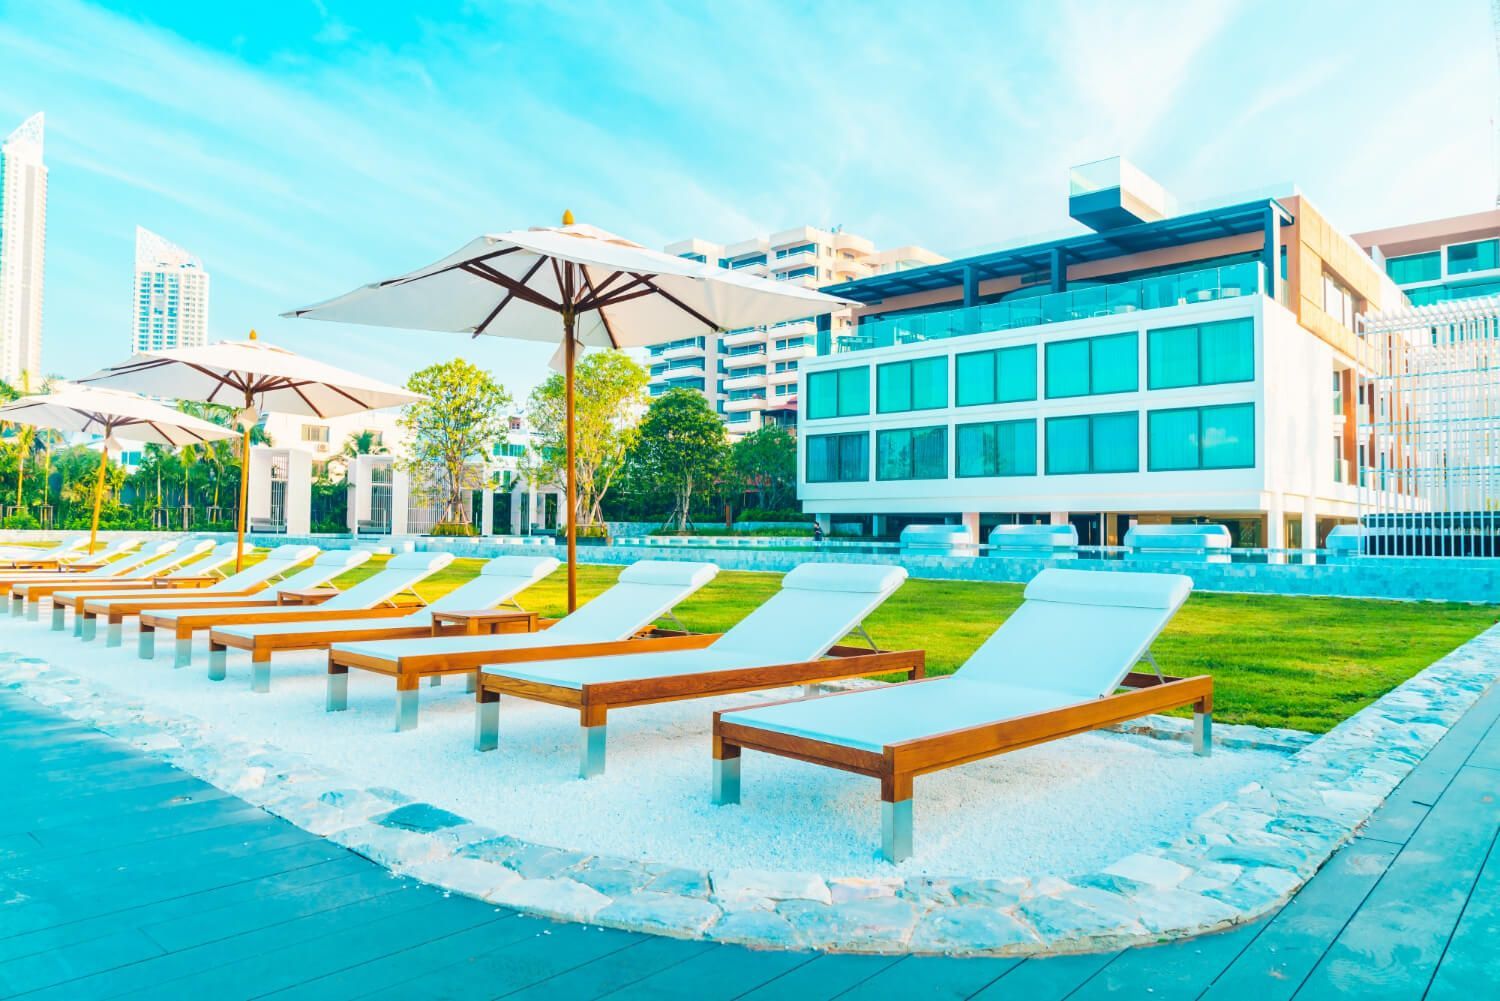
[6,617,1286,879]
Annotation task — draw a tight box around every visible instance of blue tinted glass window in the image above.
[955,345,1035,406]
[1091,412,1139,472]
[877,358,948,413]
[807,371,836,419]
[1090,333,1138,394]
[1448,239,1499,275]
[876,426,948,480]
[1147,326,1199,389]
[1386,252,1441,284]
[1045,416,1090,474]
[876,363,910,413]
[956,419,1036,477]
[806,432,869,482]
[955,350,996,406]
[1147,409,1201,470]
[1201,403,1255,468]
[1199,319,1255,384]
[1147,404,1254,471]
[997,345,1037,402]
[807,366,869,419]
[1045,339,1091,398]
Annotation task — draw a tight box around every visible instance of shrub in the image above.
[737,508,806,523]
[2,513,39,530]
[429,522,478,538]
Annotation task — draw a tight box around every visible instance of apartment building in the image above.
[797,157,1405,548]
[1353,209,1500,306]
[132,227,209,353]
[0,113,46,388]
[654,226,944,436]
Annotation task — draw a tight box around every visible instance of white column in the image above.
[285,449,312,535]
[1301,497,1317,565]
[1265,493,1286,562]
[480,488,495,536]
[961,511,981,543]
[1049,511,1069,526]
[390,468,410,536]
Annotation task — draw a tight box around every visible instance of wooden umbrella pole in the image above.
[235,424,250,571]
[563,310,578,613]
[88,444,108,555]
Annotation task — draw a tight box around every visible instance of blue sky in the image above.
[1,0,1495,401]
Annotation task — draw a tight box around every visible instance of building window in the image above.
[806,366,869,419]
[1147,403,1255,471]
[1045,332,1137,399]
[678,252,707,264]
[955,344,1037,406]
[955,419,1036,478]
[876,357,948,413]
[1045,412,1138,475]
[877,426,948,480]
[300,424,330,443]
[775,242,817,258]
[1448,239,1499,275]
[806,432,868,482]
[1147,317,1254,389]
[1385,251,1441,284]
[1322,272,1357,330]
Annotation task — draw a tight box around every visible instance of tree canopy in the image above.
[630,388,728,532]
[400,358,512,527]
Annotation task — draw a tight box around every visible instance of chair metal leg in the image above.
[174,637,192,669]
[801,683,819,697]
[712,756,741,805]
[9,595,22,617]
[326,671,348,712]
[428,675,441,687]
[25,600,39,622]
[580,725,607,779]
[474,697,499,751]
[207,646,227,681]
[139,628,155,660]
[106,622,123,647]
[50,606,65,631]
[80,615,97,641]
[463,672,476,693]
[882,799,913,863]
[1194,711,1213,757]
[394,688,419,731]
[250,658,271,694]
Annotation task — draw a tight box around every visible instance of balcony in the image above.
[827,260,1265,355]
[722,327,766,348]
[724,344,767,362]
[662,342,707,361]
[724,393,767,413]
[723,372,767,391]
[655,361,705,380]
[767,367,799,385]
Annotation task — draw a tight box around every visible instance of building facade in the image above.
[132,227,209,353]
[0,113,47,388]
[1353,210,1500,307]
[655,226,944,436]
[797,157,1404,549]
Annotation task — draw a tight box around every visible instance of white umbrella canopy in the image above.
[78,336,424,569]
[285,219,856,610]
[0,384,237,552]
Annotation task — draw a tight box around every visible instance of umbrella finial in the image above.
[248,328,258,341]
[561,209,575,226]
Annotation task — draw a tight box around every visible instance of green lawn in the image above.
[326,556,1497,734]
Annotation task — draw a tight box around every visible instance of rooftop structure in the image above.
[653,226,944,436]
[0,113,47,388]
[1353,209,1500,307]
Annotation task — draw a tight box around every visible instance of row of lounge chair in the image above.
[6,537,1213,861]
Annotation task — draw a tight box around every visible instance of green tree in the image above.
[728,424,798,514]
[400,358,511,528]
[525,351,648,527]
[632,388,728,532]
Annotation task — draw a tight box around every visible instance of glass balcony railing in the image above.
[824,261,1266,355]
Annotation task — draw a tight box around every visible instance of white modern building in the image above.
[798,158,1407,549]
[655,226,944,436]
[132,227,209,353]
[0,113,47,388]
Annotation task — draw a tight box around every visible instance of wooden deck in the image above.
[0,684,1496,1000]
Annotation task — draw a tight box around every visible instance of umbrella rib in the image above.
[634,274,719,331]
[579,268,623,349]
[475,257,547,337]
[573,271,652,312]
[550,258,570,311]
[376,246,521,289]
[461,261,561,312]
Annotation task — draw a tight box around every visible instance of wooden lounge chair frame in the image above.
[712,669,1212,862]
[476,642,926,779]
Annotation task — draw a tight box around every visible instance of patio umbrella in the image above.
[283,216,853,610]
[78,334,422,570]
[0,384,236,553]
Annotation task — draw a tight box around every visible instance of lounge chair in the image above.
[16,537,216,625]
[710,568,1210,862]
[0,533,90,569]
[1,537,147,606]
[199,551,456,692]
[328,559,720,731]
[472,563,921,778]
[50,541,241,640]
[205,555,558,694]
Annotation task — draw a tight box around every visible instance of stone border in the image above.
[2,622,1497,955]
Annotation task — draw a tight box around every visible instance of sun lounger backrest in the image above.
[94,538,177,577]
[126,538,215,578]
[543,560,719,642]
[319,551,454,611]
[72,536,145,575]
[202,544,319,592]
[269,549,372,595]
[422,556,560,623]
[709,562,907,664]
[956,568,1192,698]
[172,542,239,577]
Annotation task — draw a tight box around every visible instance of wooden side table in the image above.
[277,587,340,606]
[430,609,539,636]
